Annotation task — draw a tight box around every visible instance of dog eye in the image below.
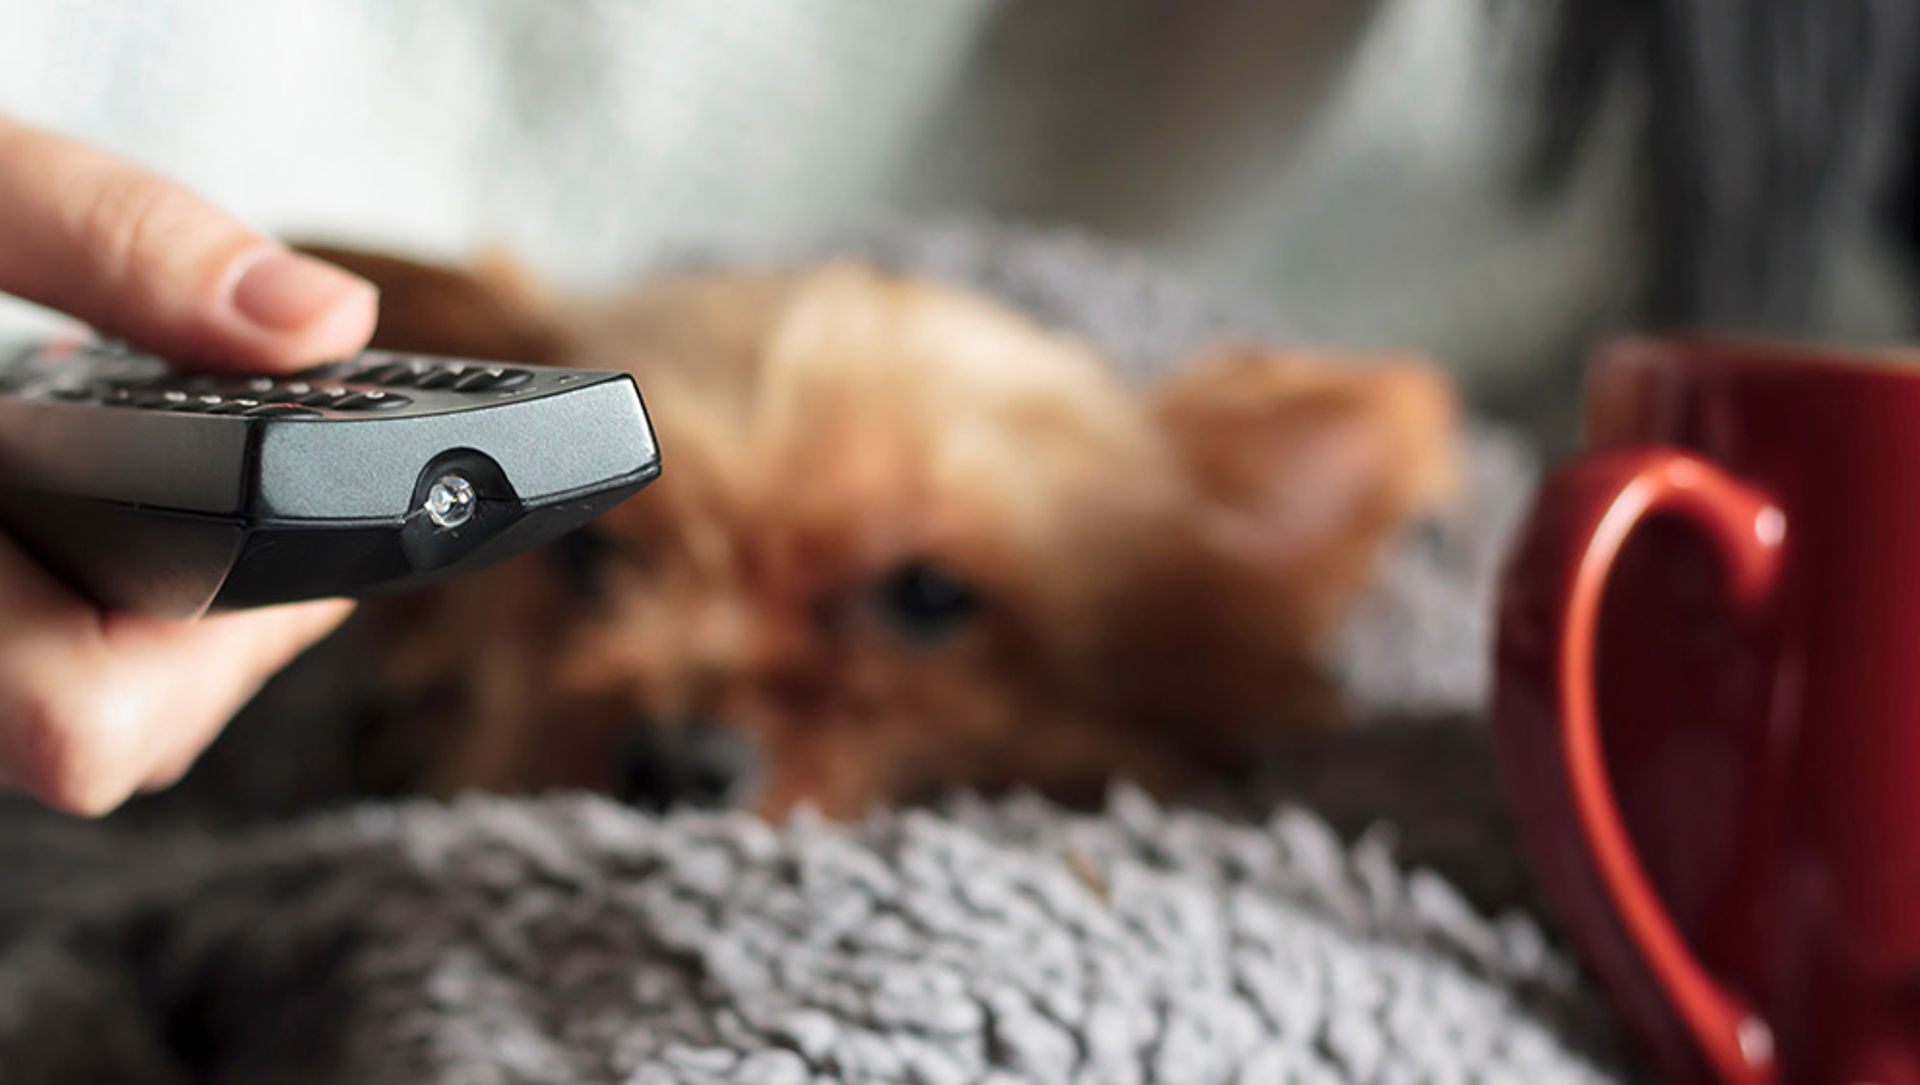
[874,560,978,644]
[550,525,617,597]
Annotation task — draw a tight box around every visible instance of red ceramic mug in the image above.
[1495,336,1920,1084]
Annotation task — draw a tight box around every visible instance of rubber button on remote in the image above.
[245,404,323,419]
[359,362,428,386]
[133,389,191,409]
[453,366,531,392]
[333,390,411,411]
[390,358,443,385]
[352,362,403,384]
[207,398,261,415]
[412,366,461,389]
[298,388,352,407]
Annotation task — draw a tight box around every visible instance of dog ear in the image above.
[292,243,570,365]
[1150,348,1460,629]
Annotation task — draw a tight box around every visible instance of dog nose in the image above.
[616,721,758,811]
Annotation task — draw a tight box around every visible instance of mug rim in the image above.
[1603,333,1920,382]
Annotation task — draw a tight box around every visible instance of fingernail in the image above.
[229,249,375,333]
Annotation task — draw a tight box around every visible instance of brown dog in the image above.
[303,246,1459,820]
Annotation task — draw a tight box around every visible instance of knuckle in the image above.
[0,689,128,816]
[69,169,231,306]
[72,169,174,286]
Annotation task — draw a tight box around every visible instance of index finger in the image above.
[0,114,376,371]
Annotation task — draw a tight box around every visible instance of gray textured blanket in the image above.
[0,222,1627,1083]
[0,787,1619,1084]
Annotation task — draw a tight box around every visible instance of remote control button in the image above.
[332,389,412,411]
[206,398,261,414]
[297,388,353,407]
[228,377,316,398]
[46,384,96,402]
[412,366,463,389]
[363,389,410,409]
[244,404,323,419]
[131,389,191,409]
[356,362,423,386]
[395,361,446,386]
[452,366,531,392]
[102,386,136,405]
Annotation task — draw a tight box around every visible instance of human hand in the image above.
[0,113,376,814]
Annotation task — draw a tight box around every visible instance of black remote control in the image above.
[0,340,660,618]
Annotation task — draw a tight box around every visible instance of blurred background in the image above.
[0,0,1914,450]
[0,12,1916,1072]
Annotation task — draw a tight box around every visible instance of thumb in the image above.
[0,114,376,371]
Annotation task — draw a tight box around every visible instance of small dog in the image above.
[302,246,1460,820]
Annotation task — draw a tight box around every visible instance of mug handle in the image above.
[1494,448,1785,1084]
